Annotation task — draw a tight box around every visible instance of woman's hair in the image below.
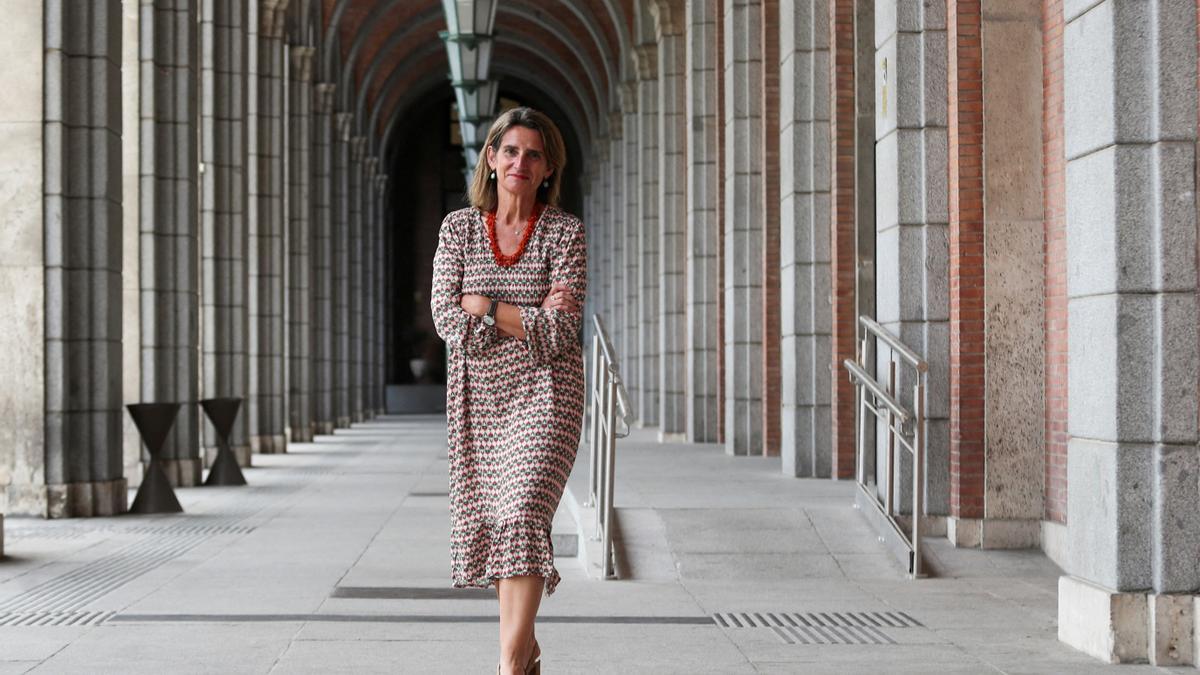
[468,107,567,212]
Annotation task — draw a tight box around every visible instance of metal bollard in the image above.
[127,402,185,514]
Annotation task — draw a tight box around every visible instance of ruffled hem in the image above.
[451,518,562,596]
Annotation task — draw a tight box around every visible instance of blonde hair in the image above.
[468,107,567,212]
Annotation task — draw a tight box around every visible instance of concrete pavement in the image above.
[0,416,1177,673]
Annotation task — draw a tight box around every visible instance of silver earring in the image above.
[490,170,495,180]
[542,179,549,188]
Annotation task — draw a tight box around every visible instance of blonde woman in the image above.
[431,107,586,675]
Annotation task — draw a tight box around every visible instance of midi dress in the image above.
[431,204,587,596]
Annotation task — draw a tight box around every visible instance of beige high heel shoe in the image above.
[496,639,540,675]
[524,639,541,675]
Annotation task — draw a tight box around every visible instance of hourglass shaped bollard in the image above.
[126,402,185,514]
[200,398,248,486]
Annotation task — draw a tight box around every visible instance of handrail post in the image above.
[588,335,602,507]
[912,379,925,578]
[885,360,897,516]
[602,375,618,578]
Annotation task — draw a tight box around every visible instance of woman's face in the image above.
[487,126,552,201]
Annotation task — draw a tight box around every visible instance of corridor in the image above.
[0,417,1164,673]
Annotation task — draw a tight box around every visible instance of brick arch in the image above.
[323,0,629,143]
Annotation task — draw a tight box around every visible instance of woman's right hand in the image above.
[541,283,580,314]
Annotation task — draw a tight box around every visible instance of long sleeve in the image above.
[518,216,588,365]
[431,212,495,354]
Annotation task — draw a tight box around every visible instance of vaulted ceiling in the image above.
[306,0,635,160]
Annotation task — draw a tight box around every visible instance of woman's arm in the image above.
[515,217,588,365]
[430,213,495,353]
[459,294,527,340]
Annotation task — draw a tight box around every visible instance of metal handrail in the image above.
[859,316,928,372]
[844,315,928,578]
[586,315,632,579]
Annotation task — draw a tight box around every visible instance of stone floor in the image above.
[0,415,1179,673]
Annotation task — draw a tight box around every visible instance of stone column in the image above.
[250,4,288,454]
[348,136,366,422]
[373,171,388,414]
[200,0,252,467]
[652,0,687,440]
[635,44,660,427]
[780,0,832,476]
[723,0,765,456]
[120,0,143,488]
[620,82,641,401]
[1058,1,1200,665]
[363,155,380,417]
[41,0,128,516]
[606,115,624,333]
[873,0,948,510]
[0,1,48,516]
[974,0,1045,546]
[288,46,315,442]
[685,0,721,443]
[332,113,352,428]
[310,83,336,435]
[138,0,202,486]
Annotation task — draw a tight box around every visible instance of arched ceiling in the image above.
[318,0,636,160]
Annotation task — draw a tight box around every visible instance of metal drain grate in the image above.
[121,524,256,536]
[713,611,922,645]
[0,534,210,615]
[0,611,115,627]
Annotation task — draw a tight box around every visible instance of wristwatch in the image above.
[482,298,498,326]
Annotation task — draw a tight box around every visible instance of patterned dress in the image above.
[431,204,587,596]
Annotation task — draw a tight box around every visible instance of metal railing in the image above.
[586,315,633,579]
[843,316,928,578]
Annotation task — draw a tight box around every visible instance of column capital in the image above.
[619,81,638,112]
[365,156,380,173]
[608,111,623,138]
[648,0,684,39]
[634,45,658,80]
[290,46,316,80]
[336,112,354,140]
[374,174,389,192]
[261,0,291,39]
[314,83,337,112]
[351,136,368,161]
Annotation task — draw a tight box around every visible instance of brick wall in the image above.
[1041,0,1067,524]
[829,0,856,479]
[948,0,986,519]
[762,0,781,457]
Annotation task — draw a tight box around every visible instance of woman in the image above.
[431,107,586,675]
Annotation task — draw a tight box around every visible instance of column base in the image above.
[1058,575,1198,666]
[251,434,287,454]
[161,458,203,487]
[0,513,4,558]
[312,420,334,436]
[351,412,364,424]
[335,416,351,429]
[658,431,687,443]
[205,445,252,469]
[290,426,314,443]
[947,516,1040,549]
[46,478,128,518]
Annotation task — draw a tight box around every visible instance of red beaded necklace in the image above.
[485,204,542,267]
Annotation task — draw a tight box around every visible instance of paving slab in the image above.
[0,416,1179,673]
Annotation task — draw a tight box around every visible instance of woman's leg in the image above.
[496,575,543,674]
